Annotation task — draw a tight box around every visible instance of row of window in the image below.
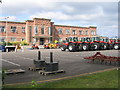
[0,26,25,33]
[34,26,45,34]
[0,37,25,42]
[0,26,96,36]
[34,26,52,35]
[58,29,96,35]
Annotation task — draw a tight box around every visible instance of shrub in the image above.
[20,40,29,45]
[0,40,29,46]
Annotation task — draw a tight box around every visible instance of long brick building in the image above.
[0,18,97,45]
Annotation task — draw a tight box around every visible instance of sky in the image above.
[0,0,119,38]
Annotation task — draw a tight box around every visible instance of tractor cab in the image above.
[81,37,103,42]
[66,37,78,42]
[91,37,109,43]
[109,38,120,44]
[91,37,101,42]
[61,37,78,46]
[81,37,91,42]
[102,38,109,43]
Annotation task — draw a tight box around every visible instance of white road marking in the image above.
[2,59,20,67]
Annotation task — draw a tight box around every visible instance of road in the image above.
[2,49,119,85]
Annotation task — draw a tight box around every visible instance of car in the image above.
[0,45,6,52]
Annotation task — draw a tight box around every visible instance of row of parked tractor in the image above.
[60,37,120,52]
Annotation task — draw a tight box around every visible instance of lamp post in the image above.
[5,17,9,46]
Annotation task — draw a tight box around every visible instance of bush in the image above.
[0,40,29,46]
[20,40,29,45]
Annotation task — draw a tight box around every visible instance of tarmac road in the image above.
[2,49,119,85]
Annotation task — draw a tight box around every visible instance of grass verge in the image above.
[4,69,119,88]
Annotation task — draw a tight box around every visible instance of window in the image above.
[85,30,88,35]
[0,26,5,32]
[66,30,70,35]
[34,26,38,34]
[72,30,76,35]
[91,31,95,35]
[11,37,16,41]
[79,30,82,35]
[41,26,44,34]
[58,28,62,35]
[11,26,17,32]
[22,27,25,33]
[48,27,52,36]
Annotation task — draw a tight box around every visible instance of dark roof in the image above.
[54,24,97,28]
[33,18,51,21]
[0,21,26,24]
[26,20,34,22]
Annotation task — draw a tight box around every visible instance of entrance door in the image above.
[40,38,44,45]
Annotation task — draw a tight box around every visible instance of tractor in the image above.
[109,38,120,50]
[60,37,82,52]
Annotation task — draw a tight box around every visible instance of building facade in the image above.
[0,18,97,45]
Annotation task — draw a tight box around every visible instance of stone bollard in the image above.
[33,51,46,68]
[45,52,59,72]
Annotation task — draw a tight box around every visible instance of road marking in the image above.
[5,67,116,86]
[2,59,20,67]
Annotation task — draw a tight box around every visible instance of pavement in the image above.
[1,48,119,85]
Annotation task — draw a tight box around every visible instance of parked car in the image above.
[0,45,6,52]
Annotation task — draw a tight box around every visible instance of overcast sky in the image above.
[0,0,119,38]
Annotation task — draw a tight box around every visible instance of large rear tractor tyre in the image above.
[68,43,76,52]
[61,45,66,51]
[114,44,120,50]
[91,43,100,51]
[82,44,89,51]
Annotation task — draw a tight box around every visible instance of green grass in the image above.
[4,69,119,88]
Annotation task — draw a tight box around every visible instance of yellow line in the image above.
[5,67,116,86]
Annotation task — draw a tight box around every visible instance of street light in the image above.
[5,17,9,46]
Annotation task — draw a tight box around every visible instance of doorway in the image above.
[40,38,44,45]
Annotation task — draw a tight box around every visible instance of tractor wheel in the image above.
[68,43,76,52]
[102,43,108,50]
[114,44,119,50]
[61,45,66,51]
[82,44,89,51]
[77,43,83,51]
[91,43,100,50]
[108,44,113,50]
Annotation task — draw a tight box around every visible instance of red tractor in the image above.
[109,39,120,50]
[60,37,113,52]
[60,37,83,52]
